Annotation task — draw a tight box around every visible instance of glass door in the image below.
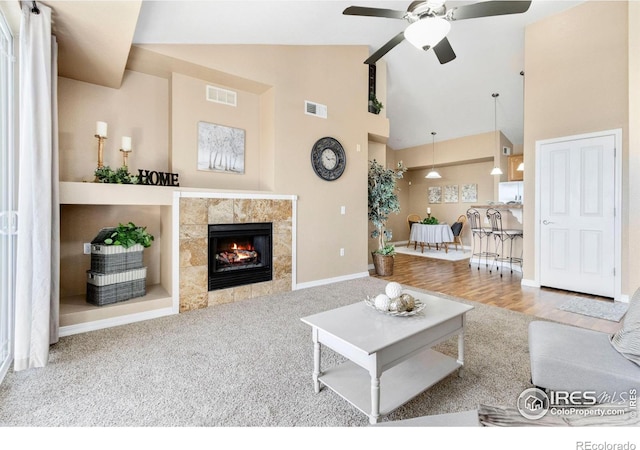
[0,10,16,384]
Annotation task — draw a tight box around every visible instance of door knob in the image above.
[542,220,554,225]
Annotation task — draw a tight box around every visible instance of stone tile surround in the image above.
[179,196,294,312]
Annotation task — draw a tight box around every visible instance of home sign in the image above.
[137,169,180,187]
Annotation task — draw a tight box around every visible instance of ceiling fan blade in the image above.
[433,37,456,64]
[364,32,405,65]
[450,1,532,21]
[343,6,407,20]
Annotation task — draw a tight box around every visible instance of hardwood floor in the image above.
[370,253,622,334]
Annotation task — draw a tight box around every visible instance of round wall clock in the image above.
[311,137,346,181]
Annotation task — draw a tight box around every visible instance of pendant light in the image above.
[490,93,503,176]
[517,162,524,172]
[425,131,441,179]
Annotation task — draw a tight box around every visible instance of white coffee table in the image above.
[300,289,473,424]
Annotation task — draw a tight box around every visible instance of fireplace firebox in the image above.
[208,222,272,290]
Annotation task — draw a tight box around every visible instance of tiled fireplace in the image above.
[179,194,294,312]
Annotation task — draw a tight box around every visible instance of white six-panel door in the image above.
[538,134,616,298]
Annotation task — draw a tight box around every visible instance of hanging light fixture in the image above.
[404,17,451,52]
[490,92,503,176]
[425,131,441,179]
[517,162,524,171]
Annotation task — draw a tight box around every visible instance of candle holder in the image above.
[120,148,132,168]
[95,134,107,169]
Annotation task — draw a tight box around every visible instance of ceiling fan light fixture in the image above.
[404,17,451,51]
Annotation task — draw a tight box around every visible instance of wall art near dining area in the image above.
[461,184,478,203]
[197,121,245,174]
[444,185,458,203]
[428,186,442,204]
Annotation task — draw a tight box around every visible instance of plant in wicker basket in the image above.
[368,159,406,276]
[104,222,154,248]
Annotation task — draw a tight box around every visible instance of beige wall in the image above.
[58,71,169,181]
[394,131,496,168]
[58,44,384,286]
[523,1,631,290]
[170,72,263,190]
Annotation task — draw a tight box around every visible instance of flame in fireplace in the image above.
[216,241,258,266]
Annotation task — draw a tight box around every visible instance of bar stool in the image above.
[466,208,494,270]
[486,208,523,277]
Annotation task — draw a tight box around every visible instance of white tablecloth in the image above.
[410,223,454,245]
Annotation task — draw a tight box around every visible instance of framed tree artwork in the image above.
[197,121,245,174]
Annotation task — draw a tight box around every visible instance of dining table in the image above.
[409,223,455,253]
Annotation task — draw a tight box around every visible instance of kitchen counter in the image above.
[471,204,523,224]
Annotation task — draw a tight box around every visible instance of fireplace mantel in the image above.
[58,181,297,336]
[174,191,297,312]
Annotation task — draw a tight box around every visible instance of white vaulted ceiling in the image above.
[35,0,584,149]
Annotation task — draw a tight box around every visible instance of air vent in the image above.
[206,85,237,107]
[305,101,327,119]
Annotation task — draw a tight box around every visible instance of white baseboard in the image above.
[295,271,370,290]
[59,306,175,337]
[521,278,539,288]
[616,294,630,303]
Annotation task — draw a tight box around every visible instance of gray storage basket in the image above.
[86,267,147,306]
[91,244,144,273]
[90,228,144,273]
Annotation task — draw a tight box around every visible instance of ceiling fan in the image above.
[343,1,532,65]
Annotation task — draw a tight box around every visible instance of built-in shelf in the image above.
[59,181,176,336]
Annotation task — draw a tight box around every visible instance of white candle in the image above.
[121,136,132,151]
[427,207,431,214]
[96,121,108,137]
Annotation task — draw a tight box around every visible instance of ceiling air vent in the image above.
[206,85,237,107]
[305,101,327,119]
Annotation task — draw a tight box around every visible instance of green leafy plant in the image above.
[368,159,407,256]
[104,222,154,248]
[94,166,139,184]
[369,93,384,115]
[422,216,439,225]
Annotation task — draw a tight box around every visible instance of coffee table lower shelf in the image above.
[318,348,461,419]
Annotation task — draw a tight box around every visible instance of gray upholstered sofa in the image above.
[528,291,640,396]
[380,294,640,426]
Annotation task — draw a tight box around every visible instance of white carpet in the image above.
[393,241,471,262]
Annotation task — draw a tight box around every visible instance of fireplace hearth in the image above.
[208,222,272,290]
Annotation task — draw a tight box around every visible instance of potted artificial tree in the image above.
[368,159,406,276]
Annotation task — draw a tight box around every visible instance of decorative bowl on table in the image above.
[364,292,425,317]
